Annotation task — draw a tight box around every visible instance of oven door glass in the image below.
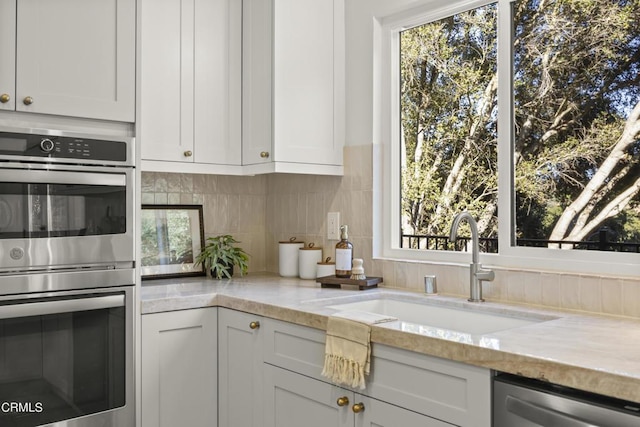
[0,291,127,426]
[0,169,127,239]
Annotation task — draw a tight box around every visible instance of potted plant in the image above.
[194,234,249,279]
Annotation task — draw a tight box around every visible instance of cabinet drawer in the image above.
[368,344,491,427]
[263,318,490,427]
[263,318,326,380]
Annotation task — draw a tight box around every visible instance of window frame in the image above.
[373,0,640,277]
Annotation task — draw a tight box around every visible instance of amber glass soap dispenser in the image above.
[335,225,353,278]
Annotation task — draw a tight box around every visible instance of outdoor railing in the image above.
[401,228,640,253]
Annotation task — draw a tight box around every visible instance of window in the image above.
[399,3,498,253]
[377,0,640,275]
[513,0,640,252]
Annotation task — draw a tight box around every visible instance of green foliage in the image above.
[400,0,640,249]
[513,0,640,243]
[400,3,498,237]
[194,235,249,279]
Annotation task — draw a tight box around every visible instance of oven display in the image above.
[0,137,28,153]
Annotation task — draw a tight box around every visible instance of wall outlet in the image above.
[327,212,340,240]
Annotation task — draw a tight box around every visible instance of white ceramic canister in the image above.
[298,243,323,279]
[316,257,335,278]
[279,237,304,277]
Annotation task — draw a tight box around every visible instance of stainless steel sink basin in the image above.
[327,298,552,335]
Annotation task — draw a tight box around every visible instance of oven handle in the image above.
[0,294,125,319]
[0,168,126,186]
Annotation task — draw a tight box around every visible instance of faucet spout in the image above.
[449,211,494,302]
[449,211,479,264]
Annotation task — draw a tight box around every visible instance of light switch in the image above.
[327,212,340,240]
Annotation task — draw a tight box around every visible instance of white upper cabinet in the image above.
[0,0,16,112]
[139,0,242,173]
[0,0,135,122]
[243,0,345,175]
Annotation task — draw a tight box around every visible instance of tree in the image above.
[514,0,640,247]
[401,4,498,243]
[400,0,640,251]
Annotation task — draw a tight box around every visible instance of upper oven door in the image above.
[0,163,134,272]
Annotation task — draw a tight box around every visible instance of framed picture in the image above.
[140,204,205,279]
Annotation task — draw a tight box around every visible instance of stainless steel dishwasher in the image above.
[493,373,640,426]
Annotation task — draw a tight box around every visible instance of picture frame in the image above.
[140,204,205,279]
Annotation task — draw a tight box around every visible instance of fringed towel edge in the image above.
[321,353,366,390]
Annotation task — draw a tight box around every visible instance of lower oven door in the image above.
[0,286,134,427]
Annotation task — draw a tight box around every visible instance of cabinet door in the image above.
[242,0,273,166]
[354,395,453,427]
[218,309,264,427]
[140,0,242,165]
[264,364,352,427]
[194,0,242,165]
[272,0,343,165]
[0,0,15,112]
[141,308,217,427]
[242,0,345,170]
[15,0,135,121]
[139,0,193,162]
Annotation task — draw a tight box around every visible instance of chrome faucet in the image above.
[449,211,495,302]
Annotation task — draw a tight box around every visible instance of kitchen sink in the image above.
[327,297,554,335]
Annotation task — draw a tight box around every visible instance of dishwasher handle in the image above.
[506,395,600,427]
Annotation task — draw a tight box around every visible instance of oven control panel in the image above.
[0,131,128,163]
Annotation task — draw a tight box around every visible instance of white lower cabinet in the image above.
[263,364,351,427]
[218,308,264,427]
[354,395,452,427]
[262,317,491,427]
[141,307,490,427]
[141,308,218,427]
[264,364,450,427]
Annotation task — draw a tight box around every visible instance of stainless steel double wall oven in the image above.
[0,128,135,427]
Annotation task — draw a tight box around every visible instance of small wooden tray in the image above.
[316,275,383,290]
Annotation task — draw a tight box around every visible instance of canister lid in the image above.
[317,256,335,265]
[279,237,304,244]
[300,242,322,250]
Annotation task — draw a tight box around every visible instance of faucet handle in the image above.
[476,268,495,282]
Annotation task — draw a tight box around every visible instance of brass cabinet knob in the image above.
[23,96,34,105]
[352,403,365,413]
[336,396,349,407]
[0,93,10,103]
[249,321,260,330]
[260,151,270,158]
[183,150,193,157]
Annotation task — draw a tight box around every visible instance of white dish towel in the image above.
[321,310,397,389]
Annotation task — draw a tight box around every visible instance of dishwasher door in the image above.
[493,374,640,427]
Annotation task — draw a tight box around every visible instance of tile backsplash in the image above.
[141,172,268,272]
[142,145,640,319]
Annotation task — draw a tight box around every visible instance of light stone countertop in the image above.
[140,273,640,404]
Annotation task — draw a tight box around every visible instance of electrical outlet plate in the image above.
[327,212,340,240]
